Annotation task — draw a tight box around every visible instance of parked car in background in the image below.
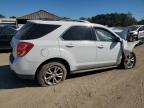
[0,25,17,50]
[129,25,144,41]
[10,20,137,87]
[7,25,17,29]
[16,25,24,31]
[117,25,144,42]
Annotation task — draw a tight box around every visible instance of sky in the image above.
[0,0,143,20]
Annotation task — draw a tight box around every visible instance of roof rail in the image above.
[58,18,90,23]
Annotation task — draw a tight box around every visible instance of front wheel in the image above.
[120,52,136,69]
[37,62,67,87]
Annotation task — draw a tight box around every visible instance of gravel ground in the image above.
[0,44,144,108]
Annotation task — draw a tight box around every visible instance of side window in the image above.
[62,26,95,41]
[139,26,144,31]
[16,23,61,40]
[95,28,117,42]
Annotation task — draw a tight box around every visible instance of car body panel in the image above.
[59,39,97,71]
[95,41,122,67]
[9,20,137,79]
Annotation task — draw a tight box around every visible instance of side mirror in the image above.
[115,37,120,42]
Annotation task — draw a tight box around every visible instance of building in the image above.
[0,18,16,25]
[16,10,61,26]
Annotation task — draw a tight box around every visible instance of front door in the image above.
[94,27,121,67]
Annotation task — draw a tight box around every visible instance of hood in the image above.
[116,28,128,40]
[129,31,138,35]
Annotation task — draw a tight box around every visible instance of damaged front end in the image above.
[122,40,140,55]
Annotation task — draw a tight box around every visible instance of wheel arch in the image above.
[35,57,71,79]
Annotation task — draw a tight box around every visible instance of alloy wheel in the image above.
[124,53,135,69]
[43,65,64,85]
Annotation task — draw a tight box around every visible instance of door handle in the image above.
[97,45,104,49]
[65,44,75,48]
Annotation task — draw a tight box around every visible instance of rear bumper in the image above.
[10,69,35,80]
[9,53,38,80]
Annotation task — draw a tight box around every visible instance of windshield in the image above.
[128,26,140,31]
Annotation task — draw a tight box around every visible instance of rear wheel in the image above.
[37,62,67,87]
[120,52,136,69]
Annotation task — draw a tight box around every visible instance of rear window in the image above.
[16,22,61,40]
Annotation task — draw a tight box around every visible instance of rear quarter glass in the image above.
[15,22,61,40]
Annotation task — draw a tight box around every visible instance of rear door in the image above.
[59,26,97,70]
[93,27,121,67]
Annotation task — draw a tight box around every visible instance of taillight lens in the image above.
[17,42,34,57]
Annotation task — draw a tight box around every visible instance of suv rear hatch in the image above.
[11,22,61,58]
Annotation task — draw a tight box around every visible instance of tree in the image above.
[79,17,87,20]
[87,17,91,22]
[9,16,16,19]
[89,13,137,27]
[138,19,144,25]
[0,14,5,18]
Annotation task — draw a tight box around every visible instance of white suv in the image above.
[10,20,136,86]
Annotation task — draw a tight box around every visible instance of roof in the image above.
[17,10,61,21]
[28,20,106,28]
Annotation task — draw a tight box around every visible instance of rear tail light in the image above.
[17,42,34,57]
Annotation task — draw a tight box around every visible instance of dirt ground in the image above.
[0,44,144,108]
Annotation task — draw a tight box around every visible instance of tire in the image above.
[120,52,136,69]
[136,36,138,41]
[133,36,138,41]
[129,36,134,42]
[37,62,67,87]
